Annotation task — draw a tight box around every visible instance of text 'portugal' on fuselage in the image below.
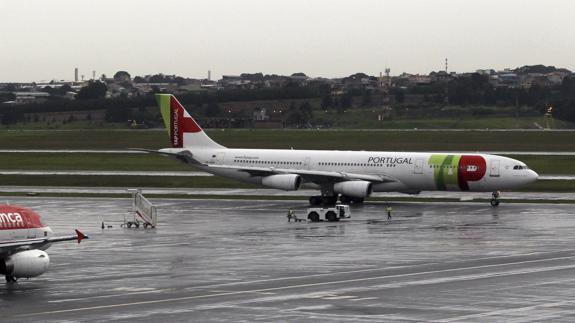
[151,94,538,206]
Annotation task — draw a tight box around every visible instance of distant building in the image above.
[10,92,50,104]
[113,71,131,83]
[252,107,283,128]
[429,71,453,83]
[497,73,519,87]
[476,69,495,76]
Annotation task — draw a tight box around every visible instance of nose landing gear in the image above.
[490,191,501,207]
[5,275,17,283]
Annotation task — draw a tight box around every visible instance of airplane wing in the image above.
[0,230,88,255]
[205,164,398,184]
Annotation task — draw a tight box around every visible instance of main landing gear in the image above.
[309,195,337,206]
[490,191,501,207]
[308,195,364,206]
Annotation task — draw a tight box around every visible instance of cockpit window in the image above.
[513,165,529,170]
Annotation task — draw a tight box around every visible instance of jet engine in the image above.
[0,250,50,278]
[334,181,373,198]
[261,174,302,191]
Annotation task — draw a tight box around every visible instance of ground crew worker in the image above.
[287,209,294,222]
[386,205,393,220]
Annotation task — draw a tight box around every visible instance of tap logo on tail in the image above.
[156,94,202,148]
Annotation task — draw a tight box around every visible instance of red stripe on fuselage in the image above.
[0,205,45,230]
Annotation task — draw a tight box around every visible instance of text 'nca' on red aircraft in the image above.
[0,204,88,283]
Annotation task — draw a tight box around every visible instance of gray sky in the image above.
[1,0,574,82]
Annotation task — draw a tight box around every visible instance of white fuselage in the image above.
[174,148,538,193]
[0,226,53,243]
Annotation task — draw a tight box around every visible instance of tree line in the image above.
[2,74,575,126]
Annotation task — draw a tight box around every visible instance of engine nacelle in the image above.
[334,181,373,199]
[262,174,302,191]
[1,250,50,278]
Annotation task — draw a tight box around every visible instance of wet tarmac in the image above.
[1,186,575,201]
[2,197,575,322]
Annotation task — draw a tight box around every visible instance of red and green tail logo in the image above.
[156,94,202,148]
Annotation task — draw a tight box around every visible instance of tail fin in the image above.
[156,94,225,149]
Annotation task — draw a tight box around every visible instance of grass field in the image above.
[1,129,575,151]
[316,112,575,130]
[0,153,192,171]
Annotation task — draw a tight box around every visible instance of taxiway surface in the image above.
[2,197,575,322]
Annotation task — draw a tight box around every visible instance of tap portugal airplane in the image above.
[0,204,87,283]
[149,94,538,207]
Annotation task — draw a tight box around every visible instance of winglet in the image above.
[75,229,88,244]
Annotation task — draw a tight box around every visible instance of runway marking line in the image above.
[20,254,575,317]
[181,251,575,290]
[435,299,575,322]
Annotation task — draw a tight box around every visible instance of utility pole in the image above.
[444,58,449,105]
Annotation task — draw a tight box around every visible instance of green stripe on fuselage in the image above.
[429,154,461,190]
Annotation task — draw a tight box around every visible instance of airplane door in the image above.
[490,160,500,177]
[414,159,424,174]
[23,212,33,239]
[215,152,225,165]
[303,157,311,170]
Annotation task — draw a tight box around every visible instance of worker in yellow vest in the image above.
[386,205,393,220]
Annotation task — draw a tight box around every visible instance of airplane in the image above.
[146,94,538,212]
[0,204,88,283]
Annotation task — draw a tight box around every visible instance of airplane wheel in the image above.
[5,275,17,283]
[308,212,320,222]
[351,198,364,204]
[309,196,322,206]
[490,199,500,207]
[127,223,132,228]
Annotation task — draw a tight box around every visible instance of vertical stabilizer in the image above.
[155,94,225,149]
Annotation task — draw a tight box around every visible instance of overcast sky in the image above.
[1,0,574,82]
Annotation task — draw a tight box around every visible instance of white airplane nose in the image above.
[529,169,539,182]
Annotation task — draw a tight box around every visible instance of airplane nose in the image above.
[529,169,539,182]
